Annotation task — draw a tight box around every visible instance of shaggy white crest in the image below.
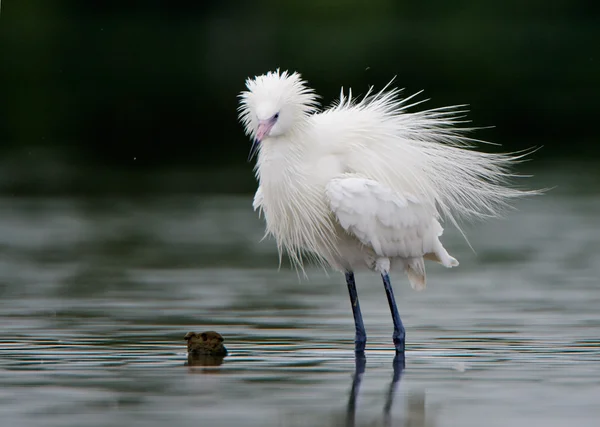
[238,70,319,143]
[239,69,539,289]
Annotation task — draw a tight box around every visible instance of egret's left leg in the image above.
[381,272,406,354]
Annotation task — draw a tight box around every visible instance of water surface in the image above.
[1,168,599,427]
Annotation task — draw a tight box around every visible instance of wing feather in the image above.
[325,175,443,259]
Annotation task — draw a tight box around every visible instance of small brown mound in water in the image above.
[184,331,228,357]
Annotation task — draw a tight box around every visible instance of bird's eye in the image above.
[273,113,280,120]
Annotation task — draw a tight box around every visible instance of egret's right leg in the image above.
[345,271,366,353]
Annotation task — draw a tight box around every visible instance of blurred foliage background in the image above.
[0,0,598,195]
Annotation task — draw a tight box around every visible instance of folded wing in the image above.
[325,175,441,258]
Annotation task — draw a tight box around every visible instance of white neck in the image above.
[253,130,340,270]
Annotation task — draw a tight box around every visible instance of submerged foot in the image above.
[355,336,366,353]
[393,335,406,354]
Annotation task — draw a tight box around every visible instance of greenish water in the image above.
[1,168,599,427]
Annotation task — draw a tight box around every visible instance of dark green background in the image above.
[1,1,598,194]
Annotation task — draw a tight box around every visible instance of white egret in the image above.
[238,69,537,354]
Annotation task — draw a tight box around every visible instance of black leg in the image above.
[345,271,367,352]
[381,272,406,354]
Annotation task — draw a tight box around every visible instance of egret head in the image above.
[238,69,319,159]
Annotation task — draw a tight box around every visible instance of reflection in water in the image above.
[185,353,226,367]
[346,354,406,427]
[184,330,228,368]
[402,394,433,427]
[346,353,366,427]
[383,354,405,426]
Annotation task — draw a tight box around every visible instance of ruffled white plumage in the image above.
[326,175,456,263]
[326,175,462,290]
[240,70,537,288]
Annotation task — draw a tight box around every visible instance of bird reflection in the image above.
[346,352,367,427]
[383,354,405,426]
[346,353,413,427]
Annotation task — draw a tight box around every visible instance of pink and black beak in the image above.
[248,114,279,161]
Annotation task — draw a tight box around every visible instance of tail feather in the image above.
[405,257,426,291]
[447,256,459,267]
[424,245,460,268]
